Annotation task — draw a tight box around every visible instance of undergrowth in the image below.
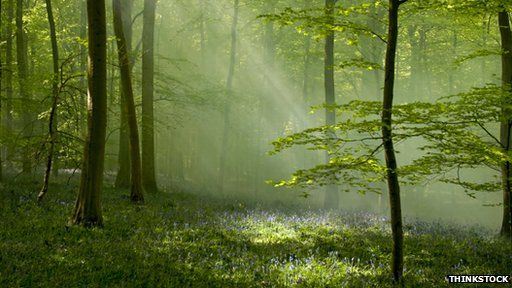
[0,179,510,287]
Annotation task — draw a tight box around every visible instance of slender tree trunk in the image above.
[16,0,31,174]
[302,0,312,106]
[481,19,489,84]
[382,0,405,283]
[114,0,133,189]
[323,0,339,210]
[252,2,276,196]
[360,4,384,101]
[199,0,206,66]
[5,0,13,168]
[263,7,275,71]
[407,25,419,99]
[0,0,3,181]
[113,0,144,203]
[142,0,158,192]
[263,3,278,135]
[448,31,457,95]
[38,0,60,202]
[72,0,108,227]
[300,29,312,171]
[498,10,512,239]
[418,30,432,100]
[302,32,311,106]
[218,0,239,195]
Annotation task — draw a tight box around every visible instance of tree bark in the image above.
[38,0,60,202]
[113,0,144,203]
[323,0,339,210]
[498,10,512,239]
[16,0,31,174]
[142,0,158,192]
[114,0,133,189]
[4,0,13,169]
[0,0,3,181]
[72,0,108,227]
[199,0,206,66]
[218,0,239,195]
[115,100,131,188]
[382,0,404,283]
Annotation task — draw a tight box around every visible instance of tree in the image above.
[113,0,144,203]
[498,9,512,239]
[114,0,133,189]
[382,0,408,282]
[16,0,30,174]
[0,0,3,181]
[71,0,108,227]
[4,0,13,169]
[38,0,60,202]
[218,0,239,194]
[142,0,158,192]
[199,0,207,64]
[323,0,339,209]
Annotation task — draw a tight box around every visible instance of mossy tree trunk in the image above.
[113,0,144,203]
[114,0,133,189]
[72,0,108,227]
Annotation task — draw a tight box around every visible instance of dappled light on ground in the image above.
[1,183,509,287]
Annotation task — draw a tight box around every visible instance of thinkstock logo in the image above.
[446,275,510,284]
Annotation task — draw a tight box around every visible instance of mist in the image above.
[94,0,504,230]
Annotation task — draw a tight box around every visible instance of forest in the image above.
[1,0,511,287]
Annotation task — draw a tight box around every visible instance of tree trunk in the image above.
[199,0,206,66]
[407,25,419,99]
[142,0,158,192]
[498,10,512,239]
[72,0,108,227]
[481,19,489,84]
[16,0,31,174]
[323,0,339,210]
[382,0,404,283]
[113,0,144,203]
[4,0,13,169]
[38,0,60,202]
[79,0,87,136]
[302,35,311,105]
[115,99,131,188]
[360,4,384,101]
[0,0,3,181]
[114,0,133,189]
[448,31,457,95]
[218,0,239,195]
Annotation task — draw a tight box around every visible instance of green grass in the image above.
[1,180,510,287]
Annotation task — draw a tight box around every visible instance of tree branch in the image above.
[475,121,502,147]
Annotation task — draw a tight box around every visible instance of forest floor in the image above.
[1,179,511,287]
